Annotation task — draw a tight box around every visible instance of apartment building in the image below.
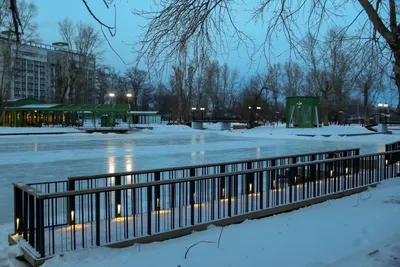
[1,39,96,103]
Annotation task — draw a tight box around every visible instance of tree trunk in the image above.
[363,85,369,125]
[394,60,400,111]
[323,113,329,126]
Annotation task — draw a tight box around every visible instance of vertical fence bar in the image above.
[259,171,264,210]
[95,192,100,246]
[14,186,22,235]
[190,180,195,226]
[36,197,45,257]
[67,180,75,225]
[23,192,28,240]
[28,194,35,247]
[245,162,253,196]
[115,176,121,218]
[310,155,316,197]
[227,175,232,217]
[219,165,226,198]
[154,172,160,210]
[147,186,152,235]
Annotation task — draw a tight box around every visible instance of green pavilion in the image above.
[2,98,130,127]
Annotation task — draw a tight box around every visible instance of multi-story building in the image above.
[0,39,96,103]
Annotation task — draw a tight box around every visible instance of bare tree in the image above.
[58,18,75,50]
[302,30,353,125]
[134,0,253,72]
[0,0,38,123]
[170,65,184,123]
[265,63,283,112]
[56,19,103,104]
[135,0,400,109]
[96,66,109,104]
[354,45,385,124]
[125,67,147,110]
[220,66,241,116]
[283,61,304,97]
[153,82,177,119]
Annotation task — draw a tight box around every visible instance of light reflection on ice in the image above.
[108,156,116,173]
[125,155,133,172]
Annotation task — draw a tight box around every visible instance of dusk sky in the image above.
[33,0,388,98]
[33,0,358,74]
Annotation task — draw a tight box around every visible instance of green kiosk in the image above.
[286,96,320,128]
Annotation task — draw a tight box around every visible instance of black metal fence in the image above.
[386,140,400,152]
[27,149,360,196]
[12,149,400,259]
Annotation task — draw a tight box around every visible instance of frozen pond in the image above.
[0,131,386,223]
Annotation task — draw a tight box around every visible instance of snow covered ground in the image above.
[0,124,399,266]
[0,126,81,134]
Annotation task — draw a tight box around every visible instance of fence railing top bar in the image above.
[67,148,361,181]
[386,140,400,146]
[28,180,67,186]
[41,149,396,200]
[13,182,45,197]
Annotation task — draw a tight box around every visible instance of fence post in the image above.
[14,186,22,235]
[228,175,232,217]
[245,162,254,195]
[28,194,35,247]
[67,180,75,225]
[288,166,296,203]
[35,197,45,257]
[310,156,317,197]
[219,165,226,198]
[23,192,28,240]
[147,186,152,235]
[154,172,160,210]
[115,176,121,217]
[95,192,100,246]
[190,179,195,225]
[259,171,264,210]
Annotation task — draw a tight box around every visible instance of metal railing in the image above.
[28,148,360,195]
[12,149,400,258]
[386,140,400,152]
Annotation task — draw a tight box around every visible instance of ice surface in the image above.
[0,126,393,224]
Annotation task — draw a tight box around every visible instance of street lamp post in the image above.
[200,107,205,119]
[108,93,115,129]
[126,93,132,109]
[378,103,383,123]
[191,107,197,120]
[109,93,115,105]
[126,93,132,128]
[384,103,389,124]
[256,106,261,124]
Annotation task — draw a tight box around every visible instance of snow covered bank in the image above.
[215,124,400,143]
[4,178,390,267]
[0,127,81,134]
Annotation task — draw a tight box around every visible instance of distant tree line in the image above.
[96,27,387,126]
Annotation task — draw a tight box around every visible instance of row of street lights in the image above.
[108,93,133,107]
[191,107,206,119]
